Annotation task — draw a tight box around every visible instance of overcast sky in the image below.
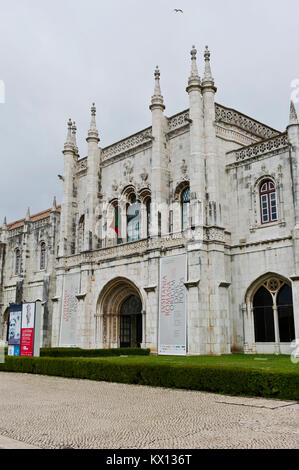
[1,0,299,223]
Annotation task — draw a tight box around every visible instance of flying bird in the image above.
[174,9,183,13]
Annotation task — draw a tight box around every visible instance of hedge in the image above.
[4,347,150,358]
[39,347,151,358]
[1,356,298,401]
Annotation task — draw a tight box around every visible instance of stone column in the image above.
[58,119,77,257]
[84,104,101,251]
[150,67,169,237]
[186,46,205,230]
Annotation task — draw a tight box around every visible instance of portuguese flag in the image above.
[110,207,120,236]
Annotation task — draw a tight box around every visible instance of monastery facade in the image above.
[1,46,298,355]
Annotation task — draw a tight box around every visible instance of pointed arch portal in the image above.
[245,274,295,354]
[97,278,144,349]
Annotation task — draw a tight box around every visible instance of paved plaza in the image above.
[0,372,298,449]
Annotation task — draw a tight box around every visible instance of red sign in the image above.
[20,328,34,356]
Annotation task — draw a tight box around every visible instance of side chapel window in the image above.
[15,249,21,275]
[181,187,190,231]
[260,180,278,224]
[40,242,46,270]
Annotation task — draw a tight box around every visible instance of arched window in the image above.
[146,198,151,238]
[260,180,278,224]
[15,249,21,275]
[253,286,275,342]
[277,285,295,342]
[127,195,141,242]
[253,278,295,344]
[181,187,190,231]
[78,215,85,252]
[40,242,46,270]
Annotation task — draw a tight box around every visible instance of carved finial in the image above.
[289,100,299,126]
[87,102,99,141]
[52,196,57,211]
[26,207,30,222]
[202,45,216,90]
[150,66,165,111]
[71,121,79,155]
[2,216,7,230]
[190,45,199,77]
[64,118,74,151]
[186,45,201,92]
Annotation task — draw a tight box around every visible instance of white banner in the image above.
[158,254,187,355]
[59,273,80,347]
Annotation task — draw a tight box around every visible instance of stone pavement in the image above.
[0,372,298,449]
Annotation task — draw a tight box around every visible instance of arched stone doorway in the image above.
[120,295,142,348]
[96,278,144,349]
[245,274,295,354]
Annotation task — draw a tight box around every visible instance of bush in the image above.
[39,347,150,358]
[1,356,298,401]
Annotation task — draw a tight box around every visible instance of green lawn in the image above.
[82,354,298,373]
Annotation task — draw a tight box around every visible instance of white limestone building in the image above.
[1,46,298,355]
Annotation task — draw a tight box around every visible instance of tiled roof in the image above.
[0,206,61,231]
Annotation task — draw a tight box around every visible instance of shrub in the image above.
[1,356,298,401]
[39,347,150,358]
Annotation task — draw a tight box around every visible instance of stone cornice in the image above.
[226,132,288,167]
[215,103,280,140]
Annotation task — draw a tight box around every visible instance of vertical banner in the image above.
[20,303,35,356]
[59,273,80,347]
[33,301,42,357]
[8,305,22,356]
[158,254,187,356]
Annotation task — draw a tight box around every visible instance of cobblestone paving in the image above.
[0,373,298,449]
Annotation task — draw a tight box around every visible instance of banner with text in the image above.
[158,254,187,356]
[20,302,35,356]
[59,273,80,347]
[8,304,22,347]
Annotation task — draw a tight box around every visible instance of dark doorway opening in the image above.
[120,295,142,348]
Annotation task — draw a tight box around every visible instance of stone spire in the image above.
[25,207,30,222]
[289,101,299,126]
[186,45,201,92]
[87,103,100,142]
[52,196,57,212]
[64,118,73,151]
[71,121,79,155]
[2,216,7,230]
[202,46,216,91]
[150,66,165,111]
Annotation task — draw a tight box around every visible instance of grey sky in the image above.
[1,0,299,223]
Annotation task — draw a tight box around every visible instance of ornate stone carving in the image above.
[112,180,118,192]
[77,158,88,173]
[229,133,288,163]
[168,110,190,132]
[180,159,188,179]
[140,168,148,183]
[215,104,279,139]
[102,128,153,161]
[123,159,134,182]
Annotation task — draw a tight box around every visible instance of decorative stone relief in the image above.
[123,159,134,183]
[180,159,188,180]
[140,168,148,183]
[215,104,279,139]
[102,128,152,161]
[230,134,288,163]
